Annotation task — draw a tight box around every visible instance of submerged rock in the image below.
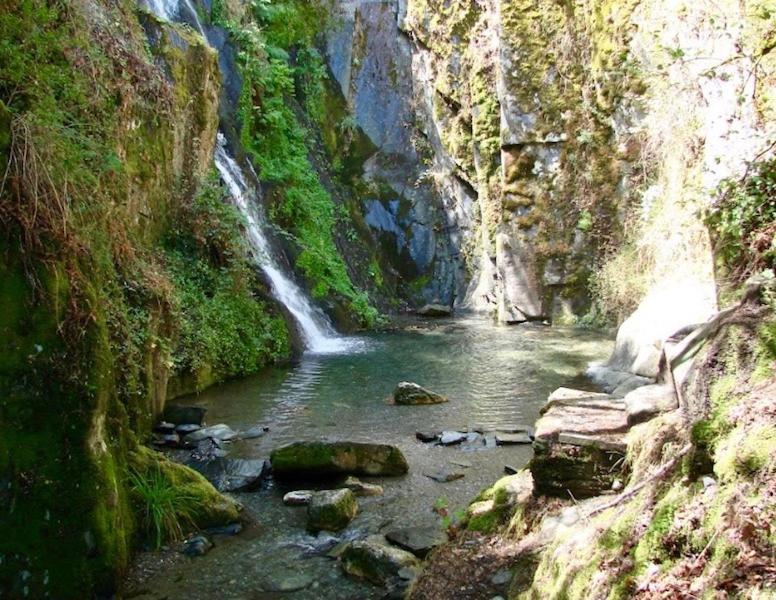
[417,303,452,317]
[238,425,268,440]
[163,405,207,427]
[270,441,409,477]
[341,535,421,585]
[392,381,448,405]
[343,476,384,496]
[184,424,238,443]
[439,431,466,445]
[265,569,315,592]
[307,489,358,532]
[424,467,465,483]
[495,431,532,445]
[181,535,212,557]
[384,526,447,558]
[187,457,269,492]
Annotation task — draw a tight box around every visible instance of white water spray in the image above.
[142,0,206,38]
[214,137,350,354]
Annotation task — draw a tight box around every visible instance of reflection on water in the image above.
[128,318,612,599]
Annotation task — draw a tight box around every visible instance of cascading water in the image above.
[214,136,350,354]
[142,0,206,38]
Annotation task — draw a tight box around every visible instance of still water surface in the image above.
[128,318,612,599]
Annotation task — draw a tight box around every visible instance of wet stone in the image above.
[416,431,439,443]
[184,424,238,443]
[495,432,532,445]
[283,490,313,506]
[384,526,447,558]
[175,423,200,435]
[439,431,466,445]
[424,467,465,483]
[163,405,206,427]
[153,421,176,434]
[392,382,448,405]
[181,535,212,557]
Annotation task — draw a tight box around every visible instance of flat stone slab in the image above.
[424,467,465,483]
[535,401,629,444]
[495,432,532,445]
[384,526,447,558]
[556,432,627,452]
[543,387,624,414]
[624,384,678,425]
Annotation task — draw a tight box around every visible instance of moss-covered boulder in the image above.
[270,441,409,477]
[306,489,358,532]
[341,535,420,585]
[392,381,448,405]
[129,447,240,531]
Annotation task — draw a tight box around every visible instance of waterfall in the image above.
[142,0,206,38]
[214,137,350,354]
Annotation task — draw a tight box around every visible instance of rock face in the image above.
[392,382,448,405]
[163,405,207,427]
[270,441,409,477]
[307,489,358,532]
[341,535,421,585]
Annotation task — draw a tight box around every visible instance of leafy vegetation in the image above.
[225,0,379,327]
[128,466,198,548]
[164,172,290,380]
[705,157,776,283]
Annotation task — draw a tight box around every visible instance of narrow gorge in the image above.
[0,0,774,598]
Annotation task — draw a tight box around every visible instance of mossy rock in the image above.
[306,489,358,532]
[270,441,409,477]
[128,446,240,530]
[340,535,420,585]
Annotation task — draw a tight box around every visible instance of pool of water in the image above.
[126,317,612,599]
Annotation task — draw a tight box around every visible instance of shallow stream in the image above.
[127,318,611,599]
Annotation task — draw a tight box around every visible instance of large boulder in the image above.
[417,303,452,317]
[307,489,358,532]
[341,535,421,585]
[392,382,448,405]
[163,404,207,426]
[270,441,409,477]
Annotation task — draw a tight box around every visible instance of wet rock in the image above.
[495,432,532,445]
[623,384,678,425]
[153,421,176,434]
[341,535,421,585]
[439,431,466,445]
[151,432,180,447]
[491,568,512,586]
[238,425,268,440]
[307,489,358,532]
[265,569,315,592]
[484,434,497,449]
[181,535,212,557]
[611,374,652,398]
[189,437,227,460]
[416,431,440,443]
[392,382,448,405]
[187,458,269,492]
[417,303,452,317]
[343,476,384,496]
[503,465,519,475]
[384,526,447,558]
[270,441,409,477]
[283,490,313,506]
[163,405,206,427]
[424,467,465,483]
[204,523,242,536]
[184,424,238,443]
[451,459,472,468]
[175,423,201,435]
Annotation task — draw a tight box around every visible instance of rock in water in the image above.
[384,526,447,558]
[270,441,409,477]
[417,303,452,317]
[187,458,269,492]
[343,476,384,496]
[341,535,421,585]
[495,432,532,445]
[163,405,206,427]
[181,535,213,557]
[415,431,440,442]
[439,431,466,445]
[184,424,238,443]
[392,382,448,405]
[424,467,465,483]
[307,489,358,532]
[283,490,314,506]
